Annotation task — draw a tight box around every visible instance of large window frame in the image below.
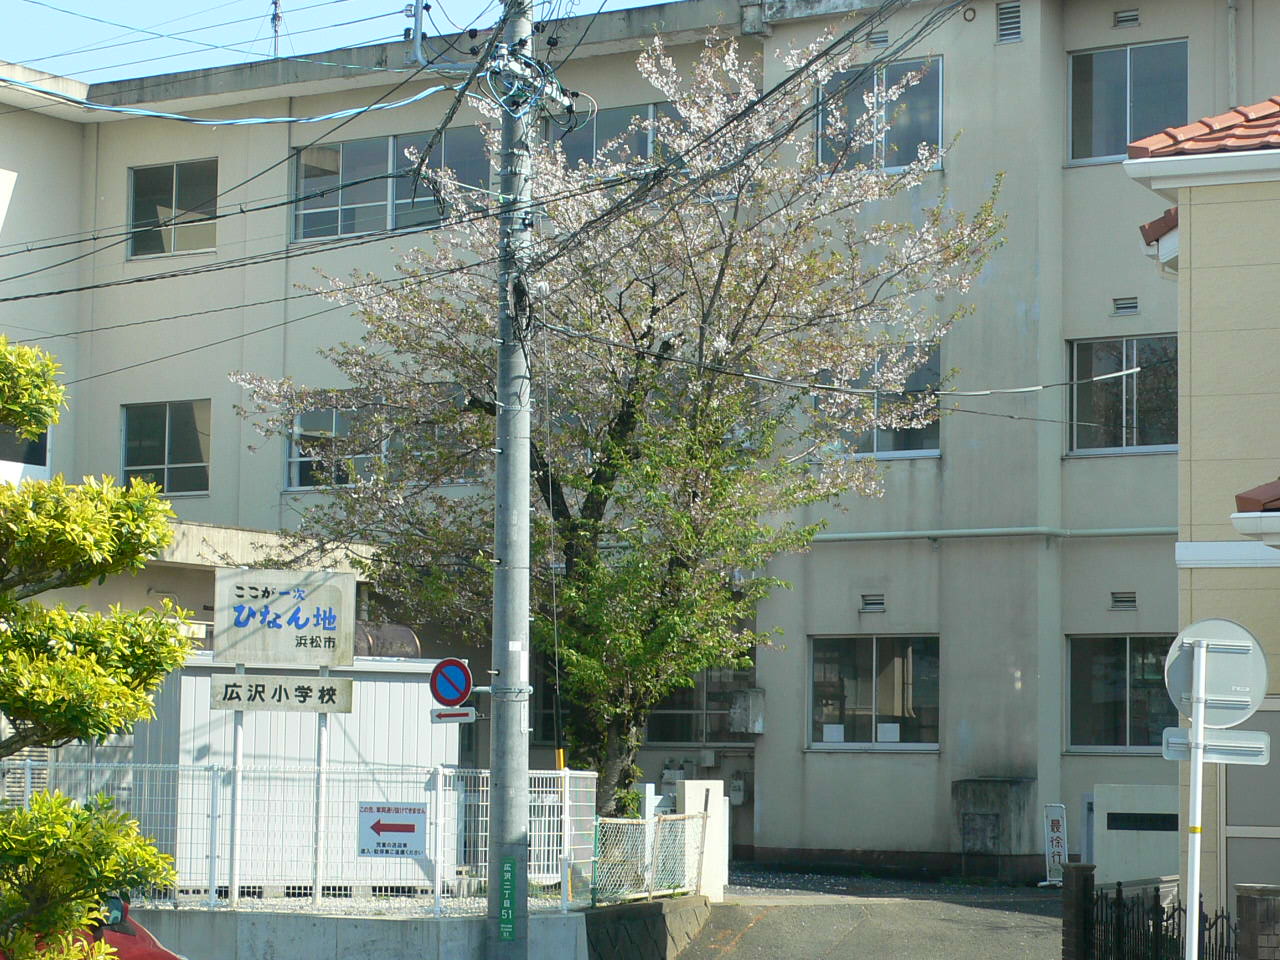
[286,407,390,489]
[292,127,489,241]
[1067,634,1177,752]
[645,666,756,746]
[1068,39,1188,163]
[531,661,756,747]
[121,400,211,495]
[817,345,942,460]
[818,57,943,172]
[128,158,218,258]
[1069,334,1177,455]
[553,101,674,168]
[809,635,941,751]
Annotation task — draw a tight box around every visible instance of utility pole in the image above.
[488,0,535,953]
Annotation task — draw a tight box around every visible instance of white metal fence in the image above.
[0,761,597,916]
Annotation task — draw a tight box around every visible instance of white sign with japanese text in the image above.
[213,568,356,666]
[209,673,353,713]
[357,802,428,858]
[1042,802,1068,885]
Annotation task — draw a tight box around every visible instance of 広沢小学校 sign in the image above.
[213,568,356,667]
[209,673,353,713]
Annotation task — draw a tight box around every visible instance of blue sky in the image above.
[5,0,646,84]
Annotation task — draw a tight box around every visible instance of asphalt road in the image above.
[681,868,1062,960]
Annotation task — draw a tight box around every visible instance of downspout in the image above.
[1226,0,1239,107]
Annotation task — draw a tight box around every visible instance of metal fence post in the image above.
[22,758,32,807]
[433,766,444,919]
[559,769,571,914]
[590,817,600,908]
[207,765,220,908]
[229,665,245,907]
[311,668,330,908]
[647,816,662,901]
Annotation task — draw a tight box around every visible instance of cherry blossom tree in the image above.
[237,34,1003,812]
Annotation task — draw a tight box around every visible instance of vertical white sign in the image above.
[1042,803,1067,886]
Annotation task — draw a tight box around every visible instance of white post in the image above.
[312,666,330,908]
[559,770,570,914]
[433,766,445,919]
[229,664,245,907]
[22,758,32,808]
[1184,636,1208,960]
[207,765,220,908]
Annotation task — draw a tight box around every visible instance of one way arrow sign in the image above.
[357,802,427,858]
[372,819,417,836]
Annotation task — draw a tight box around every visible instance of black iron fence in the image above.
[1092,882,1237,960]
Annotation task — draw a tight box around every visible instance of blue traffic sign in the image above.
[430,658,473,707]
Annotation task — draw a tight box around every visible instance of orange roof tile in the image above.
[1128,97,1280,158]
[1139,207,1178,245]
[1236,477,1280,513]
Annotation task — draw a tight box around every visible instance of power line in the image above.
[27,0,253,65]
[3,0,963,374]
[14,1,405,82]
[536,320,1157,404]
[0,46,471,289]
[60,252,497,386]
[21,0,362,66]
[1,73,460,125]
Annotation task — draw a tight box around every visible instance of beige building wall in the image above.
[1169,178,1280,908]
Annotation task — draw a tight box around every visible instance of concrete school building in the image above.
[3,0,1279,884]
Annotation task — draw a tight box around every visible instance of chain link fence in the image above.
[592,812,709,904]
[0,760,597,917]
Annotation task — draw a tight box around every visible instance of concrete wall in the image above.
[131,909,587,960]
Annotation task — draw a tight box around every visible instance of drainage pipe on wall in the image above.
[811,526,1176,543]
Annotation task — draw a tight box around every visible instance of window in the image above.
[293,127,488,240]
[287,408,384,488]
[129,159,218,256]
[819,344,941,457]
[122,400,210,494]
[646,666,756,745]
[1070,335,1176,452]
[1069,635,1176,748]
[555,102,674,167]
[1070,40,1186,161]
[0,424,47,466]
[819,57,942,170]
[811,636,939,746]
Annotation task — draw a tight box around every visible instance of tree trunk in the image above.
[594,715,645,816]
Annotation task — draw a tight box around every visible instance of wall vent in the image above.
[1110,591,1138,611]
[861,593,886,612]
[1113,9,1140,27]
[866,29,890,47]
[1112,296,1139,315]
[996,2,1022,42]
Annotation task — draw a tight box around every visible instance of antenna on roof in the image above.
[271,0,283,59]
